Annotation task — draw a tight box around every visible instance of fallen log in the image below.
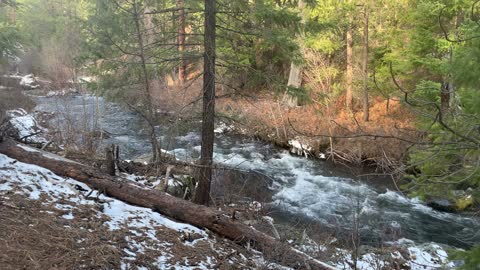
[0,139,337,270]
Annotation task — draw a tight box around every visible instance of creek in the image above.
[34,94,480,250]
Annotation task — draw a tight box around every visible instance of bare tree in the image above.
[193,0,216,206]
[362,6,369,122]
[131,0,162,162]
[346,19,354,110]
[283,0,306,108]
[177,0,187,83]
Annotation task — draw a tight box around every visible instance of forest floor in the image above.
[0,152,287,270]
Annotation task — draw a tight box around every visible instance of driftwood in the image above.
[0,139,337,270]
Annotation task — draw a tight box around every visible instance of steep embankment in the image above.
[218,94,418,166]
[155,82,419,169]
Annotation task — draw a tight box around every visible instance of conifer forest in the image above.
[1,0,480,269]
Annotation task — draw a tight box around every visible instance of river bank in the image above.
[0,107,456,270]
[153,80,420,171]
[29,94,479,249]
[2,75,478,269]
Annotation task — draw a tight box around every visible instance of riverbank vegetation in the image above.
[1,0,480,268]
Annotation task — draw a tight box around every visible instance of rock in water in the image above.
[426,198,457,212]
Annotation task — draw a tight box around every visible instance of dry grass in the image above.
[0,189,270,269]
[154,78,419,168]
[0,194,125,270]
[0,88,35,116]
[234,94,418,168]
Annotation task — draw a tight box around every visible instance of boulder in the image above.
[426,198,457,213]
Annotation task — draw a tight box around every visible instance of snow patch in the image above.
[19,74,40,89]
[0,153,302,269]
[0,153,204,238]
[288,138,313,158]
[214,122,233,134]
[332,241,455,270]
[407,243,455,270]
[45,88,78,97]
[62,212,75,220]
[7,109,47,143]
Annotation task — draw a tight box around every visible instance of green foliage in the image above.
[0,3,19,65]
[455,195,474,211]
[402,1,480,207]
[453,245,480,269]
[452,20,480,89]
[215,0,301,93]
[459,88,480,115]
[2,0,92,78]
[412,80,442,103]
[0,23,19,64]
[82,0,182,106]
[286,85,310,104]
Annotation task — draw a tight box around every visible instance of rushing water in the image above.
[34,94,480,249]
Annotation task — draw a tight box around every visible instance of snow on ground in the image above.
[0,152,288,269]
[407,243,456,270]
[120,171,187,194]
[288,138,313,158]
[0,151,460,270]
[214,122,234,134]
[19,74,40,89]
[45,88,78,97]
[7,108,47,144]
[77,76,95,83]
[330,241,456,270]
[0,154,201,233]
[0,153,207,268]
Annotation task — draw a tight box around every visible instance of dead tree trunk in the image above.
[193,0,216,206]
[346,23,353,110]
[132,0,161,163]
[441,46,454,114]
[0,140,336,270]
[362,7,369,122]
[177,0,187,83]
[283,0,306,108]
[284,64,302,107]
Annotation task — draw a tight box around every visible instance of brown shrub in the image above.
[0,88,35,120]
[151,73,418,169]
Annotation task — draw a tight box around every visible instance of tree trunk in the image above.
[0,140,336,270]
[193,0,216,206]
[362,7,369,122]
[284,63,302,107]
[346,24,353,110]
[441,82,451,115]
[283,0,306,108]
[105,144,115,176]
[132,0,161,163]
[177,0,187,83]
[444,46,455,113]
